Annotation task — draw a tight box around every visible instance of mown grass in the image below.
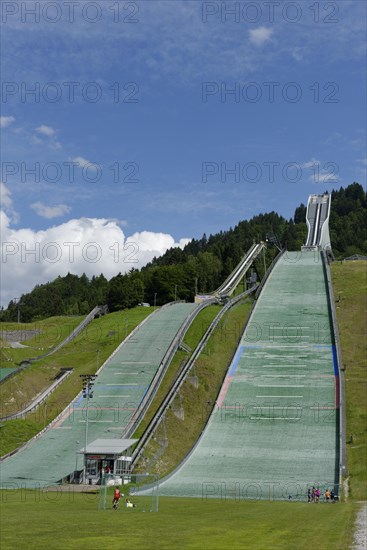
[331,260,367,501]
[0,316,85,368]
[0,489,356,550]
[0,308,154,456]
[135,299,253,477]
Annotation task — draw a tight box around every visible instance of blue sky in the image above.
[1,0,366,305]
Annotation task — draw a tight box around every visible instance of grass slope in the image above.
[331,260,367,501]
[0,308,153,455]
[0,316,85,368]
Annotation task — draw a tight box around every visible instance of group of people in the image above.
[112,487,137,510]
[307,487,336,503]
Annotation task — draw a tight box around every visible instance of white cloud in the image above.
[127,231,191,255]
[0,116,15,128]
[2,1,365,87]
[301,158,321,169]
[36,125,56,137]
[33,125,61,149]
[0,182,13,210]
[31,135,43,145]
[0,182,19,223]
[72,156,97,169]
[301,159,340,184]
[249,27,273,47]
[30,202,72,219]
[0,215,192,306]
[51,140,62,150]
[314,173,340,184]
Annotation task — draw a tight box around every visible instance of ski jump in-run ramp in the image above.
[155,251,340,501]
[0,303,198,488]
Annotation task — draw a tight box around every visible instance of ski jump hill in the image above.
[156,250,341,500]
[1,193,343,501]
[0,303,200,487]
[146,193,344,501]
[0,239,262,489]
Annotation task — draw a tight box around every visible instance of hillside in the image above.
[1,183,365,323]
[331,260,367,500]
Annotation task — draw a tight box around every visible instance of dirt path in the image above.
[353,502,367,549]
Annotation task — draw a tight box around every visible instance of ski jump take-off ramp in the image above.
[152,193,343,501]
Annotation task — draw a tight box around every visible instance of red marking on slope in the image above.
[216,376,232,408]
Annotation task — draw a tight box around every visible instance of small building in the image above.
[78,438,138,485]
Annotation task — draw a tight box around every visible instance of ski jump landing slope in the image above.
[157,251,339,500]
[0,303,197,488]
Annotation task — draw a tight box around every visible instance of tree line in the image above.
[1,183,365,322]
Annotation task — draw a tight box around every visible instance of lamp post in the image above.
[174,284,177,302]
[80,374,97,483]
[75,440,80,472]
[13,297,22,324]
[154,292,157,307]
[265,233,282,252]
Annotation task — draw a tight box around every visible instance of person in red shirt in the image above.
[112,487,121,510]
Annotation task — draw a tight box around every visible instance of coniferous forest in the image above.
[1,183,366,322]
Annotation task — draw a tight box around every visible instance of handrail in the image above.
[321,251,346,490]
[312,203,321,246]
[215,243,265,297]
[316,203,323,245]
[0,369,73,421]
[216,244,257,294]
[123,300,217,437]
[130,287,257,468]
[19,305,108,366]
[0,306,161,463]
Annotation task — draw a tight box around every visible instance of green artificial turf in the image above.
[0,308,153,455]
[135,300,253,478]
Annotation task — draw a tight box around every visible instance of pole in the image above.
[13,298,20,324]
[80,374,97,484]
[83,391,89,483]
[174,284,177,302]
[154,292,157,307]
[75,441,80,471]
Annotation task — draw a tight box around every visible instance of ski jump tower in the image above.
[302,193,332,254]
